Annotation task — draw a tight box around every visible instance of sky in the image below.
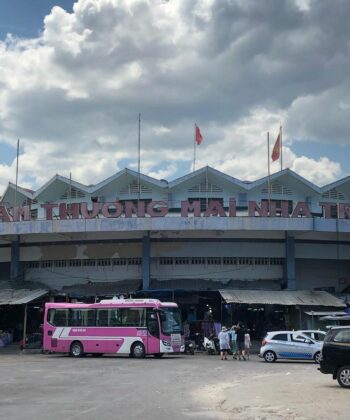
[0,0,350,194]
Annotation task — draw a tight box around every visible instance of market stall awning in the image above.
[219,289,346,307]
[304,311,347,316]
[0,289,48,305]
[320,315,350,321]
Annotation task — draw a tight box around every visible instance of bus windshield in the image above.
[159,307,182,335]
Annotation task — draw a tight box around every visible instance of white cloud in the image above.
[291,156,341,186]
[0,0,349,193]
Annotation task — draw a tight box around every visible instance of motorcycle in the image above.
[204,334,220,355]
[184,339,195,355]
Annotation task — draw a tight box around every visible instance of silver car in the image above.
[260,331,322,363]
[296,330,327,342]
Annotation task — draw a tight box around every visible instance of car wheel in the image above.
[264,350,277,363]
[314,352,321,364]
[337,366,350,388]
[131,342,145,358]
[70,341,84,357]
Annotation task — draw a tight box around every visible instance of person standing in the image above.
[228,325,238,359]
[236,324,246,361]
[244,330,251,360]
[218,326,230,360]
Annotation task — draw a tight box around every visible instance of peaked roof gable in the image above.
[248,168,320,193]
[92,168,167,195]
[34,175,90,200]
[0,182,34,205]
[320,175,350,194]
[169,166,247,190]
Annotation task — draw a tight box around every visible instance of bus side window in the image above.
[146,310,159,338]
[48,309,68,326]
[96,310,109,326]
[109,309,122,326]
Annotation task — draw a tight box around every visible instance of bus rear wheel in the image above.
[131,342,145,358]
[70,341,84,357]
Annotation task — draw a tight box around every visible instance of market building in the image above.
[0,166,349,342]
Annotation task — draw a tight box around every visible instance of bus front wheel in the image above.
[131,342,145,358]
[70,341,84,357]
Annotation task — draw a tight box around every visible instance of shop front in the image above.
[219,289,346,338]
[0,289,48,349]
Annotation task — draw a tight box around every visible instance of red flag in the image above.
[195,124,203,145]
[271,133,281,162]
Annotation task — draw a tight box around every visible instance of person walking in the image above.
[244,330,251,360]
[229,325,238,359]
[236,324,246,361]
[218,326,230,360]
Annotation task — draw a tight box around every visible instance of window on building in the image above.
[238,193,247,207]
[83,259,96,266]
[54,260,67,268]
[41,260,52,268]
[97,259,111,266]
[207,257,221,265]
[128,258,142,265]
[223,257,237,265]
[69,260,82,267]
[159,257,173,265]
[175,257,190,265]
[112,258,127,266]
[191,257,206,265]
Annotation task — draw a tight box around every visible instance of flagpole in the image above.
[15,139,19,208]
[69,172,72,219]
[280,125,283,171]
[138,113,141,199]
[193,124,196,172]
[206,166,209,207]
[267,132,271,209]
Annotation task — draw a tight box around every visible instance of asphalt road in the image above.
[0,349,349,420]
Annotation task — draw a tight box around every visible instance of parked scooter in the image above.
[184,339,195,355]
[192,333,205,352]
[204,334,220,355]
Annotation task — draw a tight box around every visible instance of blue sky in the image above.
[0,1,74,39]
[0,0,349,193]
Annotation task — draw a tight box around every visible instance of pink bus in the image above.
[43,299,184,358]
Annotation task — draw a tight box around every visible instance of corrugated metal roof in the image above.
[304,311,347,316]
[320,315,350,321]
[0,289,48,305]
[219,289,346,307]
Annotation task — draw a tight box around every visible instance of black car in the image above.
[319,326,350,388]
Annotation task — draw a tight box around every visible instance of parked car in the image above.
[296,330,327,342]
[260,331,322,363]
[319,326,350,388]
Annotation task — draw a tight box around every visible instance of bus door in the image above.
[146,309,160,354]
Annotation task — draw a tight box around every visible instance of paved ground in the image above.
[0,347,349,420]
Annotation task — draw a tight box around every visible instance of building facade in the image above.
[0,166,349,297]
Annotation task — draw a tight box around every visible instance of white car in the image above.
[260,331,323,363]
[296,330,327,342]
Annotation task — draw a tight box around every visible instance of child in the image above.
[244,330,251,360]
